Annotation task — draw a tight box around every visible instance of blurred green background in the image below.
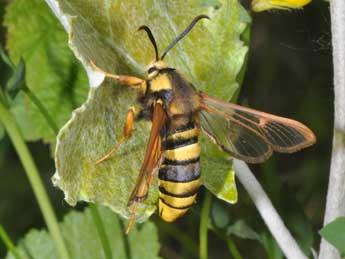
[0,0,332,258]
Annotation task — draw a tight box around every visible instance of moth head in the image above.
[146,61,167,79]
[138,15,209,78]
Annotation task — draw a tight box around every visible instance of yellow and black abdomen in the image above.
[158,122,201,222]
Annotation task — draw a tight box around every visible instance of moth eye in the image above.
[148,67,157,74]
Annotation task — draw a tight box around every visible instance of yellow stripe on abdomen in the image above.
[159,179,201,196]
[159,200,189,222]
[160,192,197,208]
[164,143,200,161]
[166,127,199,141]
[158,120,201,222]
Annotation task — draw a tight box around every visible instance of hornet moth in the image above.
[91,15,316,233]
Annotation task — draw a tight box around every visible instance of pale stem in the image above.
[234,160,307,259]
[318,0,345,258]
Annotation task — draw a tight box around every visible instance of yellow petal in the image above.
[252,0,311,12]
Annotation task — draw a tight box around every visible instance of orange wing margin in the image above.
[199,92,316,163]
[126,101,167,233]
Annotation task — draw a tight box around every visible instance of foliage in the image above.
[6,206,161,259]
[4,0,89,145]
[0,0,336,258]
[319,217,345,255]
[51,0,248,221]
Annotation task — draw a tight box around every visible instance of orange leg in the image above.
[90,61,144,86]
[125,153,165,234]
[96,107,140,165]
[125,202,139,234]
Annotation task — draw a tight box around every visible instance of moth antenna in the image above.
[138,26,159,61]
[161,14,210,60]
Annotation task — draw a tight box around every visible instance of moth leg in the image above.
[96,106,141,165]
[125,156,163,235]
[125,102,167,234]
[125,202,139,234]
[125,155,164,234]
[90,61,144,86]
[148,153,165,186]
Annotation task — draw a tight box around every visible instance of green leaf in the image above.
[4,0,89,144]
[0,123,4,140]
[319,217,345,254]
[6,206,161,259]
[54,83,155,221]
[260,232,283,259]
[52,0,248,221]
[0,44,14,69]
[6,58,25,99]
[227,219,261,241]
[211,199,231,229]
[201,139,238,204]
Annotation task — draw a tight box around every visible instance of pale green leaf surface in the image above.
[6,206,160,259]
[201,136,238,203]
[51,0,248,220]
[227,219,261,241]
[211,199,231,228]
[319,217,345,254]
[4,0,89,144]
[54,82,155,221]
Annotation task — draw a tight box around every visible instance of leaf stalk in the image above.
[200,190,212,259]
[234,160,307,259]
[0,101,69,259]
[319,0,345,257]
[0,225,22,259]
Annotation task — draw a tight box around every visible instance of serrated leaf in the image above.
[54,82,155,221]
[4,0,89,144]
[227,219,261,241]
[319,217,345,254]
[51,0,248,221]
[6,206,161,259]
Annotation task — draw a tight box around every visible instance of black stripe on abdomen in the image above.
[158,120,201,222]
[159,185,199,198]
[163,136,198,150]
[171,121,195,133]
[164,157,200,165]
[158,162,200,183]
[159,197,193,210]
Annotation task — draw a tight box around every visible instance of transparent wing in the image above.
[199,92,316,163]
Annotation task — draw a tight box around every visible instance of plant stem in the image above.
[23,86,59,135]
[200,190,212,259]
[0,102,69,259]
[319,0,345,258]
[208,225,243,259]
[225,237,243,259]
[234,160,307,259]
[0,225,22,259]
[90,204,112,259]
[154,219,198,256]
